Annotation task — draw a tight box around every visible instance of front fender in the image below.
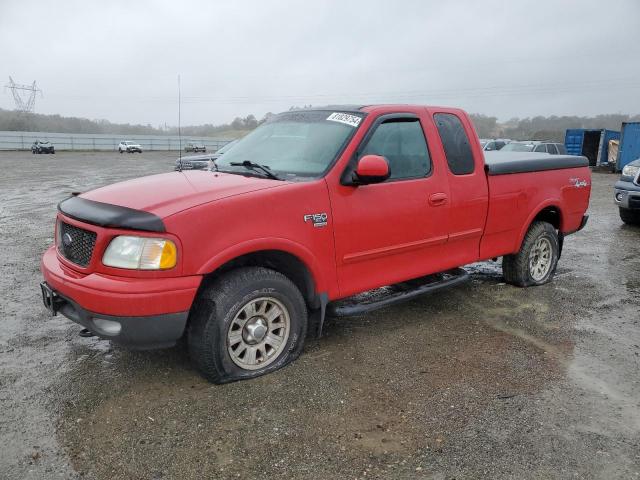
[196,237,328,294]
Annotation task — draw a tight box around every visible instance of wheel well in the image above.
[532,206,561,230]
[199,250,320,309]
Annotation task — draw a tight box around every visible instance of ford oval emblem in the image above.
[62,232,73,247]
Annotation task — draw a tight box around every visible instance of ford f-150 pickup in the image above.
[40,105,591,383]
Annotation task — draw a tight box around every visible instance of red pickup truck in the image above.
[41,105,591,383]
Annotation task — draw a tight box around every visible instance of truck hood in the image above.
[80,171,288,218]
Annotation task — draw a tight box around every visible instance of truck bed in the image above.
[480,153,591,260]
[484,151,588,175]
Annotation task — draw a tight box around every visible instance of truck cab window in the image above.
[547,144,558,154]
[434,113,475,175]
[534,144,547,153]
[360,120,431,180]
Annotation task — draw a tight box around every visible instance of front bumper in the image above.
[41,246,201,348]
[41,282,188,349]
[614,180,640,210]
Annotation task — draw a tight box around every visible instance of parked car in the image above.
[118,141,142,153]
[174,140,238,171]
[614,158,640,225]
[501,141,567,154]
[31,140,55,154]
[185,142,206,153]
[41,105,590,384]
[480,139,508,151]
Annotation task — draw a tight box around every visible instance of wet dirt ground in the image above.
[0,151,638,479]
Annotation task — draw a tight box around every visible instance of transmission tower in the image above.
[4,76,42,113]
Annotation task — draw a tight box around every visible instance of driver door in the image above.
[329,114,451,297]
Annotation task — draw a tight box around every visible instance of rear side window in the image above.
[534,144,547,153]
[360,120,431,180]
[547,144,558,154]
[556,144,567,154]
[434,113,475,175]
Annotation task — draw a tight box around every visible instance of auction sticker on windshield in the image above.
[326,112,362,128]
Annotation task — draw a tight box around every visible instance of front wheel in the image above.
[188,267,307,383]
[502,221,559,287]
[619,207,640,226]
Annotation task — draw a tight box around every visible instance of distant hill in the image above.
[0,108,262,138]
[470,113,640,142]
[1,107,638,143]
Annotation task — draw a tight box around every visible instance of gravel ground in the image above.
[0,151,638,479]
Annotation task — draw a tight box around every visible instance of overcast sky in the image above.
[1,0,639,126]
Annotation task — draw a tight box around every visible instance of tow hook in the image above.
[78,328,95,338]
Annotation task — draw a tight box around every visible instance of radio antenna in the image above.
[177,74,183,172]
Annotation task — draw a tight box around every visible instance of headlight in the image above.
[103,236,177,270]
[622,164,640,178]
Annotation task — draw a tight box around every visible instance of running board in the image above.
[327,268,469,318]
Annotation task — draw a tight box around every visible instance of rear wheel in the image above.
[188,267,307,383]
[503,221,559,287]
[619,207,640,225]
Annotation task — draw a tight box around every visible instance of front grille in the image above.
[58,222,97,267]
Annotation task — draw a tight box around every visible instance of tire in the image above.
[502,221,559,287]
[119,149,123,154]
[188,267,308,384]
[619,207,640,226]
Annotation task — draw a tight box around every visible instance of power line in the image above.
[39,77,640,106]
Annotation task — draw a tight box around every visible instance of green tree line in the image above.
[1,108,638,143]
[470,113,640,142]
[0,108,268,137]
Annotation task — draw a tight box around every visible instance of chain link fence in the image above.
[0,131,231,152]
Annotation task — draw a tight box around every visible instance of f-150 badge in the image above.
[304,213,328,227]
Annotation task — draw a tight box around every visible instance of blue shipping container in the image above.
[616,122,640,172]
[564,128,620,167]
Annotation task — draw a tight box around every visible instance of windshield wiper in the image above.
[229,160,281,180]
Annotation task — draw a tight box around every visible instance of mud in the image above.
[0,151,638,479]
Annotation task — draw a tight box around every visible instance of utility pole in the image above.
[4,76,42,113]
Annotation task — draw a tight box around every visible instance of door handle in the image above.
[429,193,448,206]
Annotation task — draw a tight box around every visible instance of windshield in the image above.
[501,142,535,152]
[216,110,363,179]
[216,139,238,155]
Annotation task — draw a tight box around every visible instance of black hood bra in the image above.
[58,196,166,233]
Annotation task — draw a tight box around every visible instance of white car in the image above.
[118,141,142,153]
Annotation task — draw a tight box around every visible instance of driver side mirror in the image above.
[352,154,390,185]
